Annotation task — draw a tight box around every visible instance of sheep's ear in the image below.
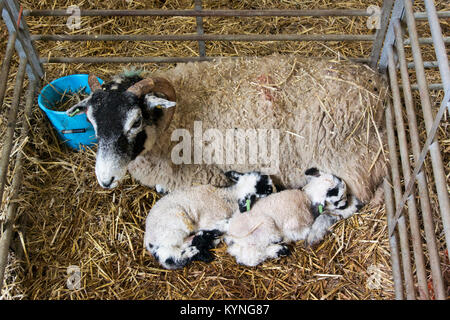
[224,170,243,182]
[144,94,176,111]
[65,97,91,116]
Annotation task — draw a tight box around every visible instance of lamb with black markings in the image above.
[224,168,363,267]
[143,171,273,269]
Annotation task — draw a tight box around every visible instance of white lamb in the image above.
[143,171,273,269]
[224,168,363,267]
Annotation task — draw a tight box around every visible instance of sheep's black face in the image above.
[86,90,149,188]
[66,74,177,189]
[67,86,150,188]
[87,90,147,188]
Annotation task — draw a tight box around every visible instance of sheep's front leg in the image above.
[306,214,340,246]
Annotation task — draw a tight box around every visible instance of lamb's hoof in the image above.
[276,244,291,257]
[192,250,214,263]
[193,230,223,249]
[356,198,365,211]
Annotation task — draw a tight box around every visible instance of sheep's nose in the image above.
[100,177,115,189]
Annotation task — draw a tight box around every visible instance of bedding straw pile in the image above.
[1,0,449,300]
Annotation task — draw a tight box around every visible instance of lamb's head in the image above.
[66,75,176,188]
[303,167,348,216]
[225,171,274,213]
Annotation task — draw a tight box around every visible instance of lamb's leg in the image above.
[190,229,223,263]
[306,214,340,246]
[265,242,291,259]
[226,216,287,266]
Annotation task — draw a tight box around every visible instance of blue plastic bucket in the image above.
[38,74,103,150]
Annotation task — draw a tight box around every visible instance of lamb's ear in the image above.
[65,97,91,117]
[310,202,325,220]
[238,194,256,213]
[224,171,244,183]
[305,167,320,177]
[305,167,321,183]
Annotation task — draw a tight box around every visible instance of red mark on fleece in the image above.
[257,74,277,102]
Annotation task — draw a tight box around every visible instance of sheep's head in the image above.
[225,171,274,213]
[303,167,348,217]
[67,75,176,188]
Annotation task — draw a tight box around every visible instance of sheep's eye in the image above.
[131,118,142,129]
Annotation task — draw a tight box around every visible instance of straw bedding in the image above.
[1,0,449,300]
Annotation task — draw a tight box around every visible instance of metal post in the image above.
[31,33,376,42]
[387,44,429,300]
[23,8,373,17]
[0,57,27,211]
[378,0,409,71]
[369,0,394,68]
[2,0,43,80]
[393,20,446,300]
[0,79,37,292]
[383,178,404,300]
[403,0,450,254]
[195,0,206,57]
[0,31,17,109]
[385,98,416,300]
[424,0,450,113]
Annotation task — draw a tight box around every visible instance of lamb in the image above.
[143,171,274,269]
[224,168,363,267]
[66,54,388,204]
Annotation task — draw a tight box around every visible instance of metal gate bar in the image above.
[392,19,446,300]
[385,93,416,300]
[387,44,430,300]
[382,0,449,300]
[401,0,450,253]
[0,31,17,108]
[383,178,404,299]
[0,78,37,288]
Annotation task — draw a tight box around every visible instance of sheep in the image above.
[143,171,274,269]
[224,168,363,267]
[66,54,388,204]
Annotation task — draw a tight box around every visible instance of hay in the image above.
[0,0,448,300]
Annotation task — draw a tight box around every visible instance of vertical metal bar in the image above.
[403,0,450,254]
[378,0,410,71]
[2,0,43,79]
[0,57,27,209]
[384,178,404,300]
[385,97,416,300]
[0,31,17,109]
[387,44,429,299]
[0,78,37,292]
[424,0,449,109]
[369,0,395,69]
[393,20,446,300]
[195,0,206,57]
